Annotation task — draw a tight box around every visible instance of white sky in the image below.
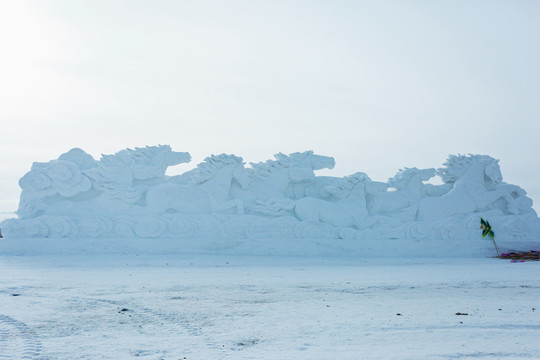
[1,0,539,214]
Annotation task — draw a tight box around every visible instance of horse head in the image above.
[326,172,370,199]
[286,151,335,182]
[484,159,502,190]
[164,150,191,167]
[311,153,336,171]
[189,154,249,195]
[148,145,191,169]
[418,168,437,182]
[388,167,436,190]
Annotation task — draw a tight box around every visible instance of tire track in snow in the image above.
[94,296,250,355]
[0,314,42,360]
[67,296,229,355]
[85,297,205,337]
[58,294,263,356]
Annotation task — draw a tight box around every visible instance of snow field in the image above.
[0,255,539,359]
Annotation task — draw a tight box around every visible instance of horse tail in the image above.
[254,198,296,216]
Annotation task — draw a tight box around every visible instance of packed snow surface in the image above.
[1,254,539,359]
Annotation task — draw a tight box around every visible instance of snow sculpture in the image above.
[1,146,539,244]
[231,151,336,212]
[367,168,436,220]
[83,145,191,204]
[255,172,371,228]
[146,154,249,214]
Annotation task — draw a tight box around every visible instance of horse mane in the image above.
[99,152,131,169]
[248,151,313,180]
[327,172,370,198]
[437,154,498,183]
[81,145,172,203]
[126,145,171,165]
[388,167,422,189]
[98,145,170,168]
[191,154,244,184]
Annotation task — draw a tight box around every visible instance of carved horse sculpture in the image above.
[145,154,250,214]
[416,154,513,220]
[256,172,371,229]
[82,145,191,203]
[366,167,436,219]
[286,176,346,200]
[232,151,336,210]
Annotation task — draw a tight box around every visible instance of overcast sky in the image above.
[1,0,539,214]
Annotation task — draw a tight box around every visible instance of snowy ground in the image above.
[1,253,539,360]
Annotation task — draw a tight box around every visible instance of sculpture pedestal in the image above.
[0,235,509,258]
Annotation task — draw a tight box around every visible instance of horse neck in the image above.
[402,175,423,194]
[149,152,167,173]
[455,162,485,188]
[344,183,367,203]
[197,165,235,198]
[252,167,291,193]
